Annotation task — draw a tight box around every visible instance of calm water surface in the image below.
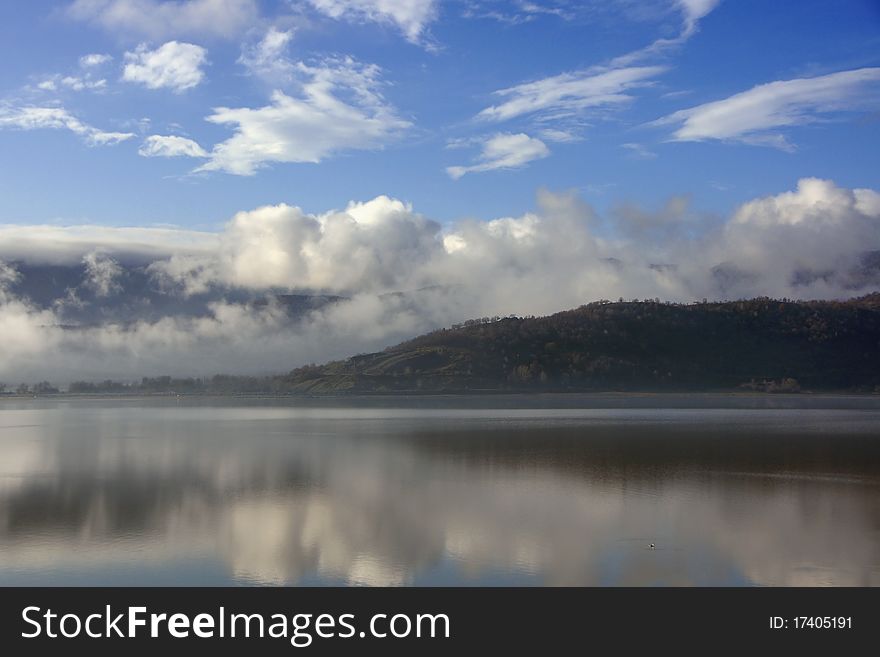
[1,394,879,586]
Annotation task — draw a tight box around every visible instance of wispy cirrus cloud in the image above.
[474,0,720,125]
[621,142,657,160]
[195,57,411,176]
[237,27,296,81]
[460,0,577,25]
[611,0,721,67]
[477,65,666,123]
[653,67,880,150]
[0,105,134,145]
[446,132,549,179]
[307,0,438,45]
[66,0,259,40]
[467,0,722,163]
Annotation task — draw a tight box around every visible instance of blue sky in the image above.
[0,0,879,231]
[2,1,880,381]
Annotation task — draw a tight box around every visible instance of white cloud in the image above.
[67,0,259,40]
[463,0,720,166]
[197,57,410,175]
[477,65,666,123]
[621,142,657,159]
[678,0,721,36]
[237,27,295,81]
[35,75,107,92]
[162,179,880,308]
[654,68,880,150]
[0,224,218,265]
[139,134,209,158]
[308,0,438,44]
[150,195,441,293]
[446,133,550,179]
[79,53,113,67]
[710,178,880,297]
[460,1,585,25]
[82,251,124,296]
[35,54,111,93]
[0,105,134,145]
[122,41,208,92]
[0,260,20,289]
[2,179,879,381]
[731,177,880,228]
[60,75,108,91]
[609,0,721,67]
[539,128,581,143]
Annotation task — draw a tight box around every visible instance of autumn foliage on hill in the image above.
[284,294,880,394]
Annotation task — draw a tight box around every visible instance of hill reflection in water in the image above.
[1,395,879,586]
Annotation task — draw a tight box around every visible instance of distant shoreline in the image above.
[4,390,880,412]
[6,389,880,399]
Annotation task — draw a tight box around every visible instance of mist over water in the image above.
[1,395,879,586]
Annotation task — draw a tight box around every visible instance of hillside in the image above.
[282,295,880,394]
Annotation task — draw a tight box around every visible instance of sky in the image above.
[0,0,877,228]
[1,0,880,382]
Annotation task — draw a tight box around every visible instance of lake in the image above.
[1,394,879,586]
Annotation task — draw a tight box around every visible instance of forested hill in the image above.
[283,295,880,394]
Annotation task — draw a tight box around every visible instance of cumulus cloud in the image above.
[79,53,113,67]
[308,0,438,44]
[149,195,441,293]
[709,178,880,296]
[1,178,878,382]
[654,68,880,150]
[36,75,108,92]
[63,75,108,91]
[139,134,209,158]
[196,57,410,175]
[0,105,134,145]
[446,132,550,179]
[33,53,112,94]
[477,65,665,123]
[67,0,259,40]
[122,41,208,92]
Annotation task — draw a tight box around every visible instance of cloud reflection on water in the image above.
[0,399,878,586]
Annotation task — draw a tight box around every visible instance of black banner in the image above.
[0,587,877,653]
